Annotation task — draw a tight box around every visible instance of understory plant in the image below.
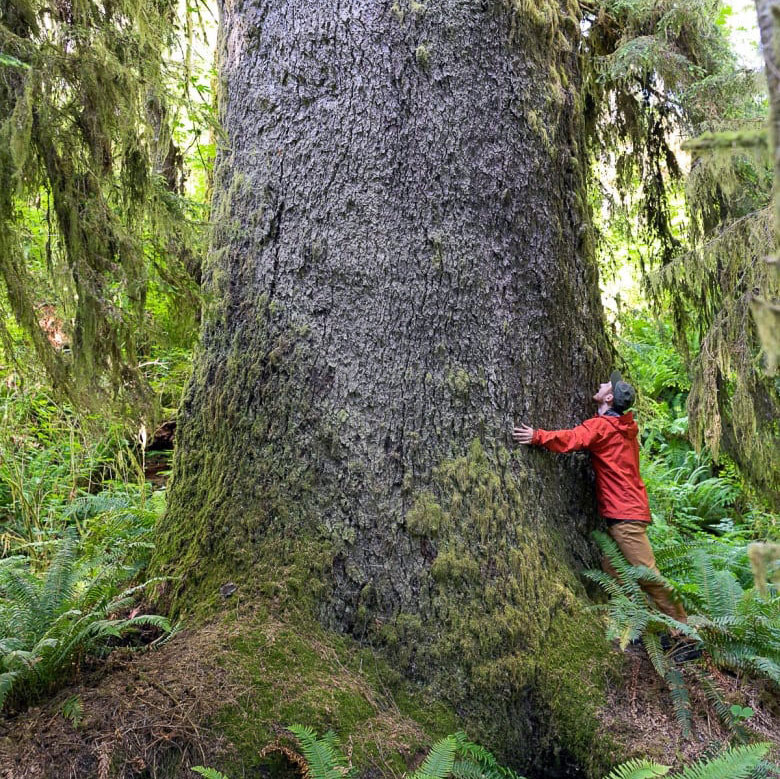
[586,531,779,736]
[0,386,152,562]
[603,742,773,779]
[193,730,773,779]
[0,531,171,711]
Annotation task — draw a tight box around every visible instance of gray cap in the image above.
[609,370,636,413]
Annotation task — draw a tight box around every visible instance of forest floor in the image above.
[601,642,780,765]
[1,607,778,779]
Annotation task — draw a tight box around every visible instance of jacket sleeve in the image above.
[531,419,604,452]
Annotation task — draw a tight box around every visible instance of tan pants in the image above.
[602,521,688,624]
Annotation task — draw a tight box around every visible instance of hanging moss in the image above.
[647,140,780,501]
[577,1,778,501]
[0,0,204,421]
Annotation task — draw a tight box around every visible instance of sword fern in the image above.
[0,531,171,711]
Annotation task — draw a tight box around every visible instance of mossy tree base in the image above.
[0,602,622,779]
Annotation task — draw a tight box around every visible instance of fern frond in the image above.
[668,743,770,779]
[603,757,670,779]
[415,735,458,779]
[192,768,232,779]
[0,671,20,709]
[687,668,745,739]
[287,724,347,779]
[641,631,669,677]
[592,532,644,600]
[452,760,486,779]
[664,668,691,737]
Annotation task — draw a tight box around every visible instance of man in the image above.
[512,371,691,634]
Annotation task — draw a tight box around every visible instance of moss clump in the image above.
[431,549,481,584]
[212,606,459,778]
[415,44,430,68]
[406,491,447,537]
[534,604,623,773]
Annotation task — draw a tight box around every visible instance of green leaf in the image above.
[415,735,458,779]
[191,768,232,779]
[61,695,83,727]
[602,757,670,779]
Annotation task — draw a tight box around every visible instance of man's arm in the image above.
[512,419,603,452]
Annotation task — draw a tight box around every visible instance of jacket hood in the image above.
[603,410,639,439]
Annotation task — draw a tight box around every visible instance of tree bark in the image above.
[156,1,613,773]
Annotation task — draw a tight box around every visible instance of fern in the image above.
[688,668,748,740]
[287,724,351,779]
[664,667,692,736]
[603,758,670,779]
[192,769,232,779]
[604,744,771,779]
[589,528,779,741]
[284,728,526,779]
[0,532,171,711]
[413,736,458,779]
[667,743,770,779]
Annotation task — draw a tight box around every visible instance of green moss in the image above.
[431,549,480,584]
[445,368,486,402]
[535,607,623,774]
[209,608,457,778]
[406,491,447,537]
[152,295,343,617]
[415,44,430,69]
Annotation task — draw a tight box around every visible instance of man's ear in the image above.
[606,392,614,404]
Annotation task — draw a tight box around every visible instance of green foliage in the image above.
[729,704,754,725]
[583,0,748,267]
[288,725,354,779]
[665,743,770,779]
[585,1,778,502]
[282,727,527,779]
[617,313,776,542]
[60,693,83,727]
[653,148,779,498]
[0,383,171,582]
[612,314,780,705]
[585,532,700,733]
[603,743,770,779]
[603,758,670,779]
[0,0,210,418]
[588,531,779,737]
[192,769,232,779]
[192,731,771,779]
[0,530,172,711]
[414,735,458,779]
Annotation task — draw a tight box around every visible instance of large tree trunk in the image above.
[156,1,613,774]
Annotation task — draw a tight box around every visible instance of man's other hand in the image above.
[512,424,534,445]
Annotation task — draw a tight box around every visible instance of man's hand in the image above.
[512,424,534,445]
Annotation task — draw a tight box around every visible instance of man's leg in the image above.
[606,521,688,623]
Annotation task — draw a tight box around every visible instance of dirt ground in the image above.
[600,642,780,768]
[0,622,242,779]
[1,618,778,779]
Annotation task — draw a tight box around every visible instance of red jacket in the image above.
[531,412,651,521]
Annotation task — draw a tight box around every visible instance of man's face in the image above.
[593,381,614,404]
